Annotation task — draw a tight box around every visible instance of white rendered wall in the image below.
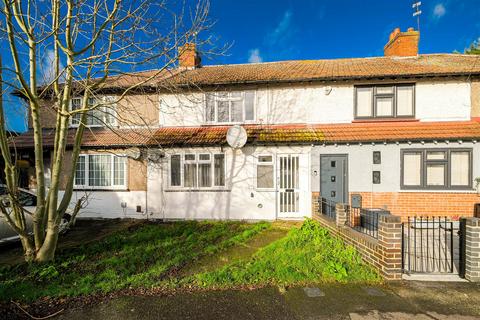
[71,191,148,219]
[147,145,311,221]
[158,80,471,127]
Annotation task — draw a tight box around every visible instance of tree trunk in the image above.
[35,227,59,262]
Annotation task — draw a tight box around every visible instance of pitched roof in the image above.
[12,120,480,149]
[96,54,480,90]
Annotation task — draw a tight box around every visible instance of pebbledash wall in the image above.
[311,141,480,218]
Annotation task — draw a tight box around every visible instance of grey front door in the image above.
[320,155,348,203]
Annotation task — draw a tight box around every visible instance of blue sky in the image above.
[5,0,480,132]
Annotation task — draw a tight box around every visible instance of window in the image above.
[205,91,255,123]
[169,153,225,189]
[74,154,127,189]
[256,155,274,189]
[401,149,472,189]
[355,84,415,119]
[70,96,117,127]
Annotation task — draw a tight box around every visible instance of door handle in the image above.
[285,189,294,192]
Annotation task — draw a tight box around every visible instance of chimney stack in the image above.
[178,43,201,69]
[384,27,419,57]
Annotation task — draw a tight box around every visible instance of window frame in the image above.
[354,84,415,120]
[168,152,226,190]
[255,154,276,190]
[400,148,473,190]
[74,154,128,190]
[69,96,118,128]
[205,91,256,124]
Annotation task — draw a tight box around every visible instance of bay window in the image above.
[71,96,117,127]
[205,91,255,123]
[74,154,127,189]
[355,84,415,119]
[169,153,226,189]
[401,149,472,190]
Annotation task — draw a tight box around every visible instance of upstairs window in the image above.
[205,91,255,123]
[71,97,117,127]
[355,84,415,119]
[401,149,472,190]
[169,153,226,189]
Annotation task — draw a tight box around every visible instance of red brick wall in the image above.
[384,28,419,57]
[350,191,480,219]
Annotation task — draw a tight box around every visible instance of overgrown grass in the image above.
[0,220,270,301]
[187,219,380,287]
[0,219,380,302]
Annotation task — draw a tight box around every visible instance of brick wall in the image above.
[465,218,480,282]
[312,197,402,280]
[384,27,419,57]
[351,191,480,219]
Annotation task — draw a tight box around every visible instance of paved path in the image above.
[52,281,480,320]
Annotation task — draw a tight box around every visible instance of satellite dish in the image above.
[226,125,248,149]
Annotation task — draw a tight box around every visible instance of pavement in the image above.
[52,281,480,320]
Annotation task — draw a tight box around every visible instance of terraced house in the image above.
[14,27,480,221]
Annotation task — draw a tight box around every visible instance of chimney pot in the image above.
[384,27,419,57]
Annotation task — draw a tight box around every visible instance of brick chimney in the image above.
[384,27,419,57]
[178,43,201,69]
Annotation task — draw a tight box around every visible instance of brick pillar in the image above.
[465,218,480,282]
[377,214,402,280]
[312,193,320,216]
[335,203,347,227]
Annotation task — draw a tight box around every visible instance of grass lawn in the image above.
[0,219,379,302]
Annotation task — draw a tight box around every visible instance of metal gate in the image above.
[402,217,465,276]
[278,155,300,216]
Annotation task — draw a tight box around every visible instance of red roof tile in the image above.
[100,54,480,89]
[12,121,480,149]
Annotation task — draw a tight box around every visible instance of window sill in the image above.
[399,188,476,193]
[73,188,129,192]
[352,118,419,123]
[165,189,231,193]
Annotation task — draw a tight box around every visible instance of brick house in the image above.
[13,27,480,221]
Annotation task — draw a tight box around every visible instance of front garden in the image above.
[0,219,379,302]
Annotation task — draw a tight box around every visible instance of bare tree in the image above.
[0,0,217,262]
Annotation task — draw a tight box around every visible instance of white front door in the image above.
[277,154,306,219]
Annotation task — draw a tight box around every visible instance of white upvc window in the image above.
[169,152,225,189]
[70,96,117,127]
[74,154,127,189]
[256,155,275,189]
[205,91,255,124]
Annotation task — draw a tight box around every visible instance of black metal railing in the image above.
[346,206,386,239]
[402,216,458,274]
[319,197,336,220]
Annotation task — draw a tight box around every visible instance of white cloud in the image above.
[266,10,293,46]
[433,3,446,19]
[248,49,263,63]
[39,49,65,84]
